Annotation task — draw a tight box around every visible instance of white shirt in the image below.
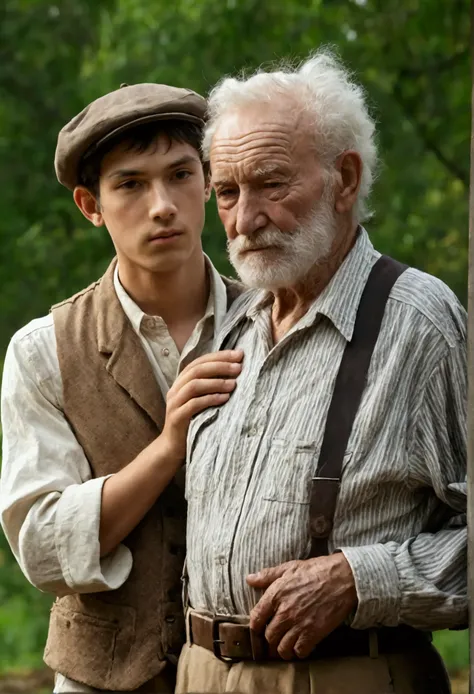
[0,257,227,693]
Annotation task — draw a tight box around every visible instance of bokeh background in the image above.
[0,0,470,691]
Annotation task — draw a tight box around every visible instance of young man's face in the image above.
[82,135,210,276]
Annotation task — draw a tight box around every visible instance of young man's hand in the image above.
[99,349,244,557]
[160,349,244,462]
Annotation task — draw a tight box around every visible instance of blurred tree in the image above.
[0,0,469,356]
[0,0,470,674]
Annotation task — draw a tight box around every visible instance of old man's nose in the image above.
[235,205,268,237]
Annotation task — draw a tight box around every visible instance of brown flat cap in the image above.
[55,83,207,190]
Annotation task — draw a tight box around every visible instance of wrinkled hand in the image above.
[246,554,357,660]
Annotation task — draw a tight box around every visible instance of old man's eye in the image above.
[217,188,238,198]
[264,181,283,189]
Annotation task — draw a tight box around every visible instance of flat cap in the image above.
[55,83,207,190]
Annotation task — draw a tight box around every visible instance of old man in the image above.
[176,51,467,694]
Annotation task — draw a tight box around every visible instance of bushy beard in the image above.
[227,190,337,290]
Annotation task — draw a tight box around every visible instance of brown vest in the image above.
[44,258,242,691]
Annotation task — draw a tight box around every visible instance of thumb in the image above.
[246,562,294,588]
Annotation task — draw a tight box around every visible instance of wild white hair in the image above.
[202,48,378,222]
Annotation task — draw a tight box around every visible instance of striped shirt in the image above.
[185,228,467,631]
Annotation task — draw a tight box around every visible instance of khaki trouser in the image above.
[176,641,451,694]
[54,668,176,693]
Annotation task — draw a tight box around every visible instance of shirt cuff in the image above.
[55,476,133,593]
[338,544,401,629]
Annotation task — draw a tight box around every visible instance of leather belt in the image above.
[189,611,432,662]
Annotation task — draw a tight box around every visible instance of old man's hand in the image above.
[246,554,357,660]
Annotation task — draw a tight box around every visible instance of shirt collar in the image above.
[113,265,145,335]
[207,255,228,334]
[114,254,227,337]
[308,227,380,341]
[224,226,379,344]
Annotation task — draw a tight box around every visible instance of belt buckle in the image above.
[212,615,233,661]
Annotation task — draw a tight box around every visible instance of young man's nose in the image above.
[149,184,178,221]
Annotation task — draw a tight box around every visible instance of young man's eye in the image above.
[175,170,192,180]
[118,180,140,191]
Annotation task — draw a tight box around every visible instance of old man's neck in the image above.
[270,222,358,344]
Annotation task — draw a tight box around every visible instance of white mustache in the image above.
[229,227,288,254]
[225,192,337,290]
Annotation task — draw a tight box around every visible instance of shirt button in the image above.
[162,348,170,357]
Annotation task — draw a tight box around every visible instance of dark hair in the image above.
[78,120,209,197]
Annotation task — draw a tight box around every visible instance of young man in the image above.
[0,83,243,693]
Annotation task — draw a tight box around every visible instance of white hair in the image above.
[203,48,378,222]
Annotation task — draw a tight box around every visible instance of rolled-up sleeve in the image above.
[340,339,467,630]
[0,326,132,595]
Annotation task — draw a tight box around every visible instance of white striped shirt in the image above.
[185,228,467,631]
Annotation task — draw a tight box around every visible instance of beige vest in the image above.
[44,258,242,691]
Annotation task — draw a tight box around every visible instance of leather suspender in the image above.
[309,255,408,558]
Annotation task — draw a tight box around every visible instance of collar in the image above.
[208,256,228,334]
[307,227,380,341]
[218,227,380,345]
[113,254,227,337]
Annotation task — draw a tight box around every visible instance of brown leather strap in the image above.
[189,612,430,662]
[310,255,408,557]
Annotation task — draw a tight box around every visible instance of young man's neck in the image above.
[117,251,209,331]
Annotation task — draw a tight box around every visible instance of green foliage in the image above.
[434,630,469,675]
[0,508,51,670]
[0,0,470,355]
[0,0,470,676]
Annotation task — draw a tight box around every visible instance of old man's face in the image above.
[210,103,337,289]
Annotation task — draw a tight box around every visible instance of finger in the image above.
[179,350,244,376]
[264,612,293,648]
[178,392,231,421]
[276,627,300,661]
[172,377,236,410]
[171,360,243,394]
[249,585,278,633]
[294,629,321,659]
[247,561,298,589]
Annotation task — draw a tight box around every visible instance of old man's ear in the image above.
[333,151,363,215]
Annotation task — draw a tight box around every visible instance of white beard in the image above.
[227,192,337,290]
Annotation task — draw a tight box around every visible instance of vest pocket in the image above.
[44,600,136,689]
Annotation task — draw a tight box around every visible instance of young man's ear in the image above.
[73,187,104,227]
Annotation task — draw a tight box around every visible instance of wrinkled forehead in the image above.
[210,104,308,177]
